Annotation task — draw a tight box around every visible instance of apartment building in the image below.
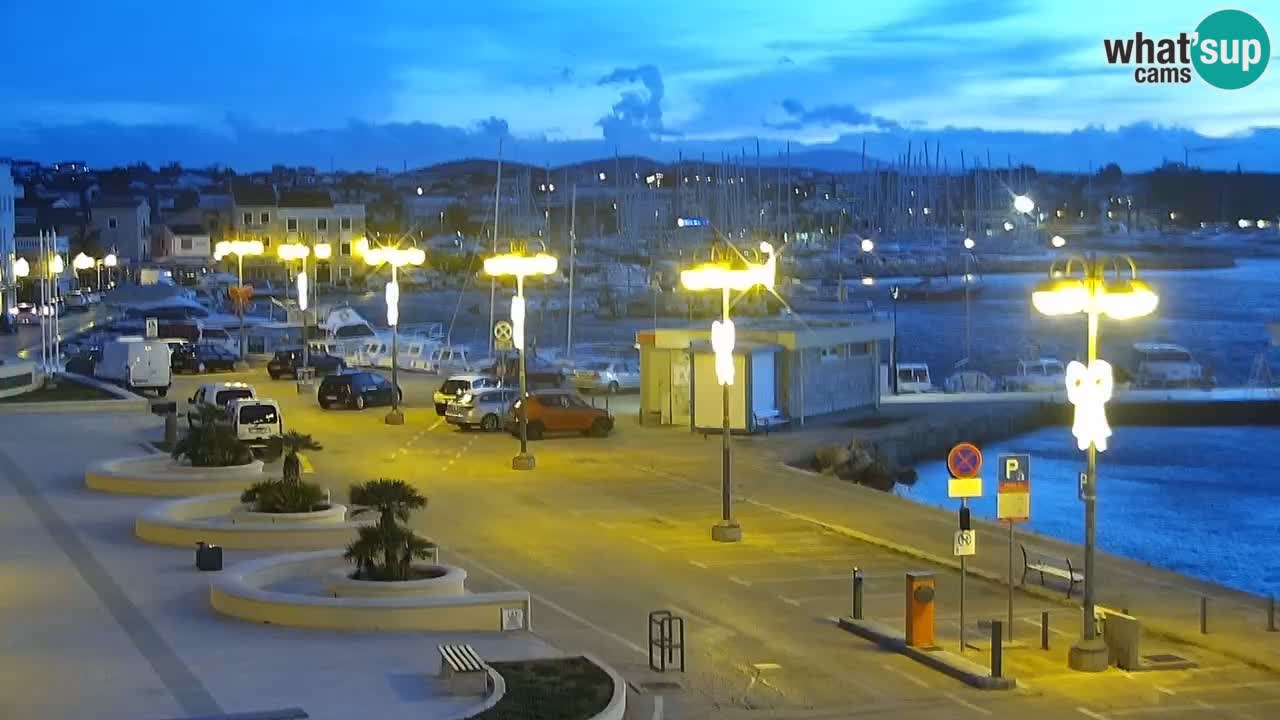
[90,195,152,264]
[230,183,366,286]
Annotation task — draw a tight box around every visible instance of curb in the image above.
[836,617,1016,690]
[583,653,628,720]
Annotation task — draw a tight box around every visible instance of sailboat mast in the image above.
[489,138,503,355]
[567,185,576,361]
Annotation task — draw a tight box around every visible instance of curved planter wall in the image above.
[86,455,266,496]
[210,551,532,632]
[136,493,363,550]
[231,504,348,525]
[329,563,463,598]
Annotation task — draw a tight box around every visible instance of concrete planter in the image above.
[87,454,266,496]
[329,560,461,599]
[135,493,367,550]
[230,503,349,525]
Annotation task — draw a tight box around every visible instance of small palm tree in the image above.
[276,431,322,484]
[343,524,436,581]
[349,478,427,531]
[173,406,251,467]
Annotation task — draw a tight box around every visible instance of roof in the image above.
[231,183,276,206]
[93,195,145,210]
[167,223,208,235]
[278,189,334,208]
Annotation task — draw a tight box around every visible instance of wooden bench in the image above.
[1020,544,1084,598]
[438,643,489,696]
[753,409,790,434]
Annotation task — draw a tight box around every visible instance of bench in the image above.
[753,409,790,435]
[438,643,489,696]
[1020,544,1084,598]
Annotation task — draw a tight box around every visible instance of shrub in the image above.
[172,406,252,467]
[242,480,327,513]
[345,478,432,581]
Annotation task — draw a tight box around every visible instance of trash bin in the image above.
[196,541,223,571]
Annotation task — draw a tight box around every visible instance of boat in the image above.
[1128,343,1214,388]
[881,362,936,394]
[944,370,995,393]
[895,272,983,302]
[318,305,380,362]
[1002,357,1066,392]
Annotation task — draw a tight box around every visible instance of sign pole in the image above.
[1008,520,1015,642]
[960,498,967,654]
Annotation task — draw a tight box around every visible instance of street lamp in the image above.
[680,241,778,542]
[1030,254,1158,672]
[860,238,874,253]
[1051,235,1067,248]
[963,237,975,250]
[278,243,311,374]
[103,252,117,288]
[483,246,558,470]
[363,243,426,425]
[1013,194,1035,215]
[72,252,93,290]
[214,239,265,361]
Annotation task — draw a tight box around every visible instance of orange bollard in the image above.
[905,571,936,648]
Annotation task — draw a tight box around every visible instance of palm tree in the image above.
[276,431,322,484]
[172,406,251,467]
[349,478,427,532]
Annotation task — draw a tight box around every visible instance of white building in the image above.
[0,163,17,313]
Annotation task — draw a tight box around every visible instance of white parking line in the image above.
[943,691,993,716]
[428,418,444,431]
[879,662,930,689]
[632,537,668,552]
[1019,616,1074,637]
[728,575,752,587]
[688,560,708,569]
[778,596,801,607]
[1077,708,1109,720]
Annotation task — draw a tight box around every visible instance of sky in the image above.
[2,0,1279,172]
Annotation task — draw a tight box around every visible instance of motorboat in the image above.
[944,370,995,393]
[882,362,936,394]
[319,305,380,361]
[1128,343,1213,388]
[1002,357,1066,392]
[895,272,983,302]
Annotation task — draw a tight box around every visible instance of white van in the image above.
[224,398,283,449]
[95,337,172,396]
[188,382,257,427]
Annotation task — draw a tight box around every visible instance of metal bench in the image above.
[438,643,489,696]
[753,409,790,434]
[1021,544,1084,598]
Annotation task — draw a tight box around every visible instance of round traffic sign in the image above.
[494,321,513,341]
[947,442,983,478]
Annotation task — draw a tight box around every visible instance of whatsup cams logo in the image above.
[1103,9,1269,89]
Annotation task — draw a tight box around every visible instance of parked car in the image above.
[14,303,38,325]
[267,347,345,379]
[64,292,92,312]
[505,389,613,439]
[65,348,101,375]
[317,370,402,410]
[188,382,258,427]
[433,374,503,415]
[95,337,172,396]
[172,343,238,374]
[445,387,518,431]
[224,397,283,450]
[572,358,640,394]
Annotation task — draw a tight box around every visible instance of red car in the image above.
[505,389,613,439]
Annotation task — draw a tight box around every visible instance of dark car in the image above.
[65,348,101,375]
[317,370,403,410]
[268,348,345,379]
[172,343,238,374]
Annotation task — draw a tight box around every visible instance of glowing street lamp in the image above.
[363,243,426,425]
[214,239,265,361]
[963,237,975,250]
[1030,254,1157,672]
[1013,194,1035,215]
[278,242,312,374]
[680,241,777,542]
[12,257,29,279]
[483,246,558,470]
[1051,235,1067,248]
[860,238,875,253]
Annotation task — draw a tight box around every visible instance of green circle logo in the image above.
[1193,9,1270,89]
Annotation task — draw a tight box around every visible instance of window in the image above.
[242,212,253,225]
[340,216,352,231]
[338,266,351,279]
[239,404,279,425]
[340,240,351,256]
[286,217,298,232]
[180,237,193,250]
[316,217,328,231]
[108,216,118,229]
[260,212,270,224]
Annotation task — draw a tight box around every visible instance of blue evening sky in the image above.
[2,1,1278,171]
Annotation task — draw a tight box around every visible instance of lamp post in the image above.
[278,243,311,373]
[363,242,426,425]
[214,239,265,362]
[680,241,778,542]
[72,252,94,290]
[483,246,558,470]
[889,284,900,395]
[47,243,65,374]
[1031,254,1158,672]
[104,252,117,288]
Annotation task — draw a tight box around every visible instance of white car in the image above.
[572,358,641,393]
[433,374,503,415]
[224,398,283,449]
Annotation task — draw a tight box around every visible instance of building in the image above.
[157,223,212,262]
[229,183,366,287]
[91,196,152,264]
[636,315,893,431]
[0,163,16,312]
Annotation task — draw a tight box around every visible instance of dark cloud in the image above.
[596,65,666,144]
[765,99,896,131]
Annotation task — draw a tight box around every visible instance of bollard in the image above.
[1200,596,1208,634]
[1041,611,1050,650]
[164,411,178,448]
[990,620,1004,679]
[852,567,864,620]
[1269,597,1276,633]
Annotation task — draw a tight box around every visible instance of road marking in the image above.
[943,691,993,717]
[1077,709,1109,720]
[651,695,663,720]
[728,575,752,587]
[778,595,801,607]
[428,418,444,431]
[1019,616,1073,637]
[688,560,708,569]
[743,573,858,585]
[880,662,930,689]
[596,521,617,530]
[1154,686,1175,696]
[447,547,648,657]
[632,536,668,552]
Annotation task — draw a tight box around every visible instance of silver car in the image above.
[572,358,640,394]
[445,387,519,431]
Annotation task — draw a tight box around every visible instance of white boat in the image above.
[1003,357,1066,392]
[881,362,936,394]
[1129,343,1212,388]
[425,344,478,375]
[319,305,380,362]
